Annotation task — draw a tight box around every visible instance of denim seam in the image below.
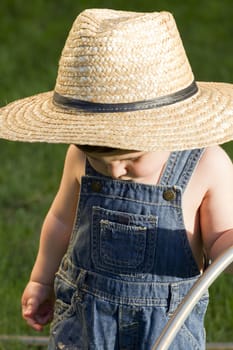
[82,192,182,207]
[177,149,204,190]
[160,151,180,185]
[81,286,169,307]
[180,322,202,350]
[55,272,77,288]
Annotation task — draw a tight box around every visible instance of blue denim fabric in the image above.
[48,148,209,350]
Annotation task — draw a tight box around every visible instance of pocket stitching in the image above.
[91,206,158,274]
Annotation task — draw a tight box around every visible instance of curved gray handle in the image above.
[152,246,233,350]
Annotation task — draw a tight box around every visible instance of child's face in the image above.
[86,150,169,184]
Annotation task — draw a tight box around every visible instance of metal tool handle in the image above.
[152,246,233,350]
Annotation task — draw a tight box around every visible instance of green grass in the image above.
[0,0,233,346]
[0,142,66,338]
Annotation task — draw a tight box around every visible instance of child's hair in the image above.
[76,144,139,156]
[76,144,119,154]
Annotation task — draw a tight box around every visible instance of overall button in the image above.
[91,181,102,192]
[163,188,176,201]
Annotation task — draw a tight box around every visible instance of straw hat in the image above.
[1,8,233,151]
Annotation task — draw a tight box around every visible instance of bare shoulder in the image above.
[50,145,86,221]
[65,144,85,163]
[199,146,233,262]
[201,145,232,165]
[199,146,233,188]
[64,145,86,184]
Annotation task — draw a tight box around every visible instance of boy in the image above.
[1,9,233,349]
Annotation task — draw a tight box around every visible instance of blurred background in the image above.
[0,0,233,348]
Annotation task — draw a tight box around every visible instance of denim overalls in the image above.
[49,148,209,350]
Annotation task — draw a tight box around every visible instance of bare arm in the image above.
[200,146,233,274]
[30,146,81,284]
[22,145,84,330]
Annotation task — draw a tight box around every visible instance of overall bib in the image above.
[49,148,209,350]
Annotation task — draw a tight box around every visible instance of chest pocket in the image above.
[91,206,158,274]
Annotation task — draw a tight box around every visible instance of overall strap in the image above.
[159,148,205,191]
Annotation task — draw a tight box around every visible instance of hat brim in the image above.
[1,81,233,151]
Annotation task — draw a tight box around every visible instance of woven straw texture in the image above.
[1,9,233,151]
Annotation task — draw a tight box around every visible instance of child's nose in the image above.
[108,161,127,178]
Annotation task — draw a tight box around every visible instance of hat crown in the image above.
[2,8,233,151]
[55,9,194,103]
